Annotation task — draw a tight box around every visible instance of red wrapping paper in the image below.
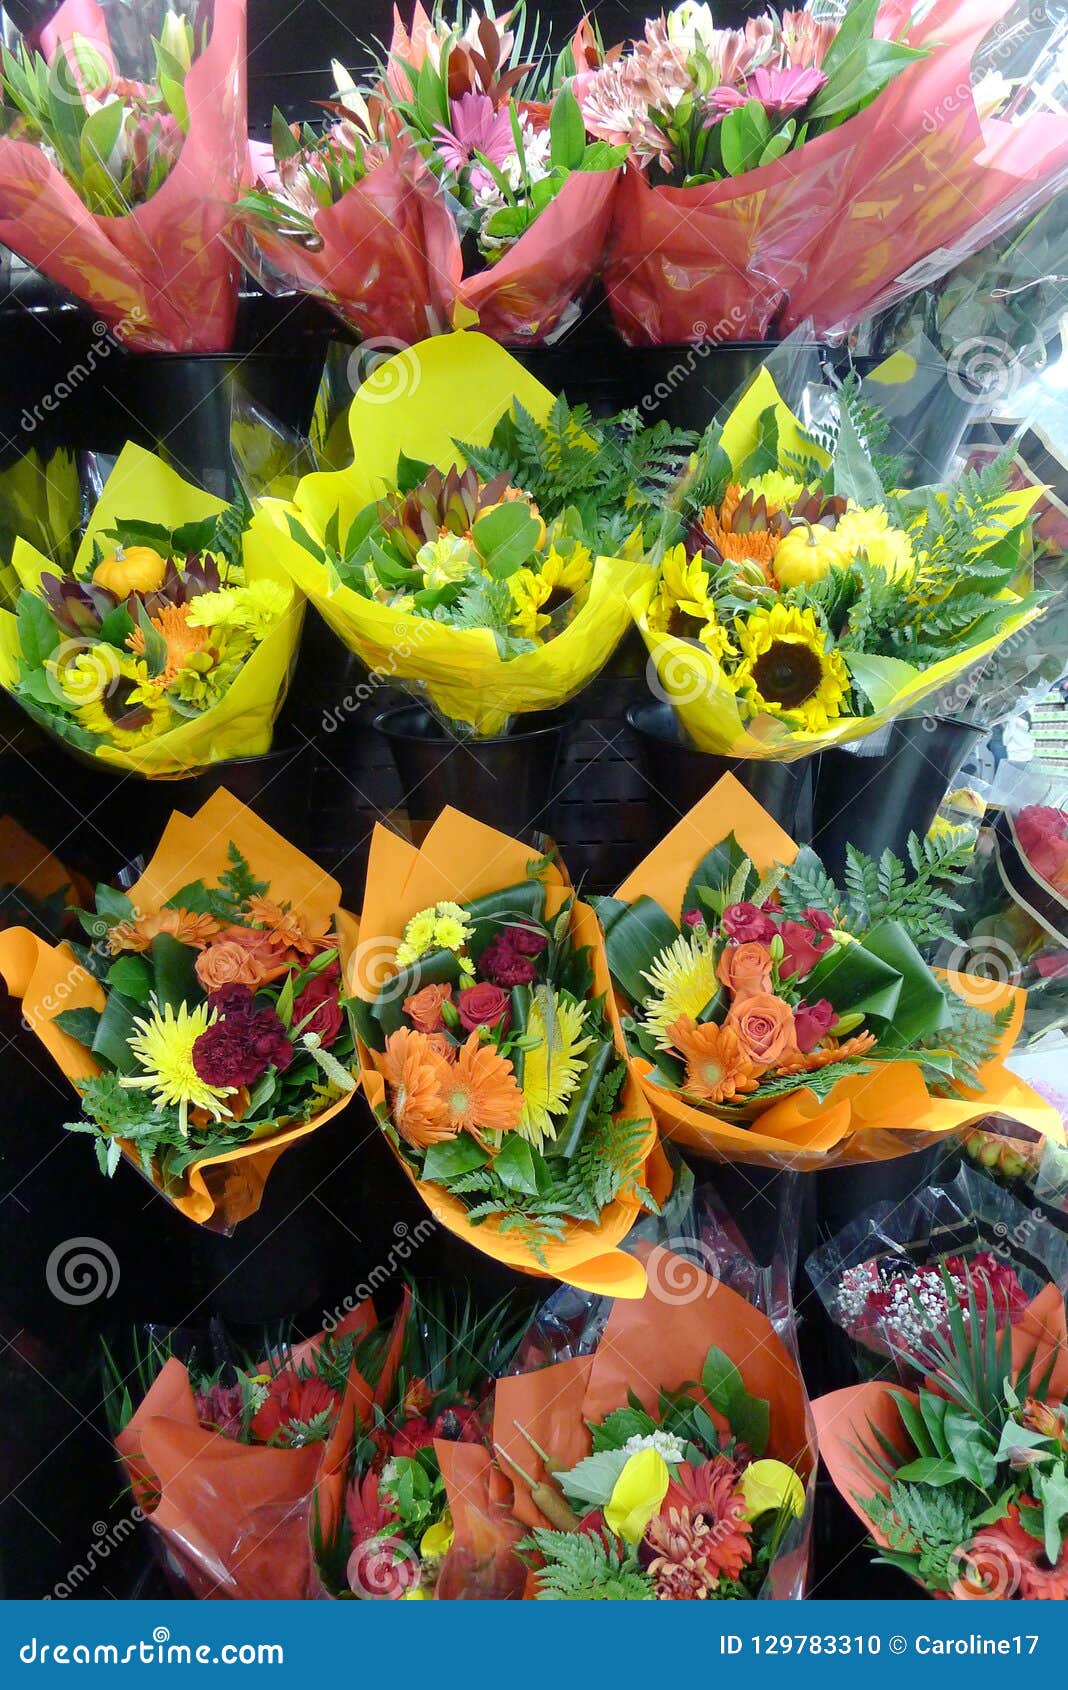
[0,0,246,352]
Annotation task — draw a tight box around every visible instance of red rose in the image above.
[293,972,344,1046]
[457,981,511,1033]
[779,919,833,981]
[722,902,777,944]
[802,907,835,935]
[683,909,704,929]
[793,998,837,1053]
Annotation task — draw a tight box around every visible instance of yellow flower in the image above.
[420,1515,454,1559]
[509,545,592,641]
[416,534,476,588]
[733,603,849,732]
[744,471,806,511]
[641,933,721,1050]
[186,580,289,640]
[119,1000,234,1137]
[835,506,913,577]
[646,544,714,633]
[605,1450,670,1544]
[740,1459,806,1521]
[54,649,172,746]
[698,618,737,663]
[397,902,472,968]
[518,986,594,1149]
[433,916,469,951]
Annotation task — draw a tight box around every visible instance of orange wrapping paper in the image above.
[345,807,671,1299]
[0,790,358,1228]
[604,776,1064,1169]
[114,1305,375,1601]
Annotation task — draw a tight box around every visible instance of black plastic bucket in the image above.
[811,716,985,878]
[626,700,813,839]
[373,704,572,835]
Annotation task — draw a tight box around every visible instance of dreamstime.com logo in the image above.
[19,1628,284,1667]
[45,1238,120,1306]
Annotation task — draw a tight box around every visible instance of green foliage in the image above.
[522,1528,654,1600]
[864,1481,977,1592]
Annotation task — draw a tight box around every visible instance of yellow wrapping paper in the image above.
[0,790,357,1228]
[0,445,304,776]
[343,806,671,1298]
[249,332,649,736]
[634,368,1045,760]
[603,775,1064,1169]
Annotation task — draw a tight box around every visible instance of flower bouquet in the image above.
[109,1304,378,1599]
[805,1164,1068,1383]
[586,1,1068,345]
[0,789,358,1228]
[480,1243,812,1599]
[312,1283,530,1599]
[0,0,246,350]
[253,331,678,736]
[0,443,301,776]
[814,1279,1068,1599]
[591,776,1062,1167]
[635,368,1045,759]
[348,805,670,1296]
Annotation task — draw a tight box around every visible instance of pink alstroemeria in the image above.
[433,91,514,183]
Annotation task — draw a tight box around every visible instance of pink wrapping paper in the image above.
[0,0,246,352]
[603,0,1068,345]
[237,132,463,345]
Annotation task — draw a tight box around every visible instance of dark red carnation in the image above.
[293,972,344,1046]
[722,902,776,943]
[457,982,510,1033]
[479,936,536,988]
[207,982,260,1020]
[192,1005,294,1087]
[509,922,548,957]
[802,907,835,935]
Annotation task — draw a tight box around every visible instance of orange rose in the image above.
[716,941,772,1000]
[723,992,796,1071]
[404,983,453,1034]
[194,927,292,992]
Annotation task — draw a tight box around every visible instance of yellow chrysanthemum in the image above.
[743,471,806,511]
[433,916,469,951]
[517,986,594,1149]
[733,603,849,732]
[698,618,738,663]
[835,506,914,578]
[641,933,721,1050]
[509,545,592,641]
[120,1000,234,1136]
[646,544,714,633]
[186,579,289,639]
[395,903,472,968]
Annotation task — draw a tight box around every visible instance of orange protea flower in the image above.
[128,603,209,686]
[774,1031,878,1076]
[373,1027,454,1150]
[107,906,222,955]
[244,896,332,957]
[667,1017,760,1105]
[441,1032,524,1138]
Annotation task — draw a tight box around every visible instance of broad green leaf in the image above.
[550,82,586,172]
[422,1137,491,1183]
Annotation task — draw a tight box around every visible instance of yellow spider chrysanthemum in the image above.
[517,986,594,1149]
[641,933,721,1050]
[119,1000,234,1137]
[186,580,289,640]
[835,506,914,578]
[509,545,592,641]
[646,544,714,633]
[743,471,806,511]
[733,602,849,732]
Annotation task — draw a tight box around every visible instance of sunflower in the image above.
[732,603,849,731]
[509,544,592,641]
[120,1000,234,1136]
[834,506,914,577]
[442,1033,524,1138]
[374,1028,454,1150]
[128,603,209,685]
[517,986,594,1148]
[666,1016,760,1105]
[645,544,715,636]
[641,933,721,1050]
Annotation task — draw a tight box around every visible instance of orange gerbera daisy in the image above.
[107,905,222,955]
[774,1031,878,1076]
[667,1017,760,1105]
[128,603,209,686]
[441,1032,524,1138]
[245,896,332,957]
[374,1028,454,1150]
